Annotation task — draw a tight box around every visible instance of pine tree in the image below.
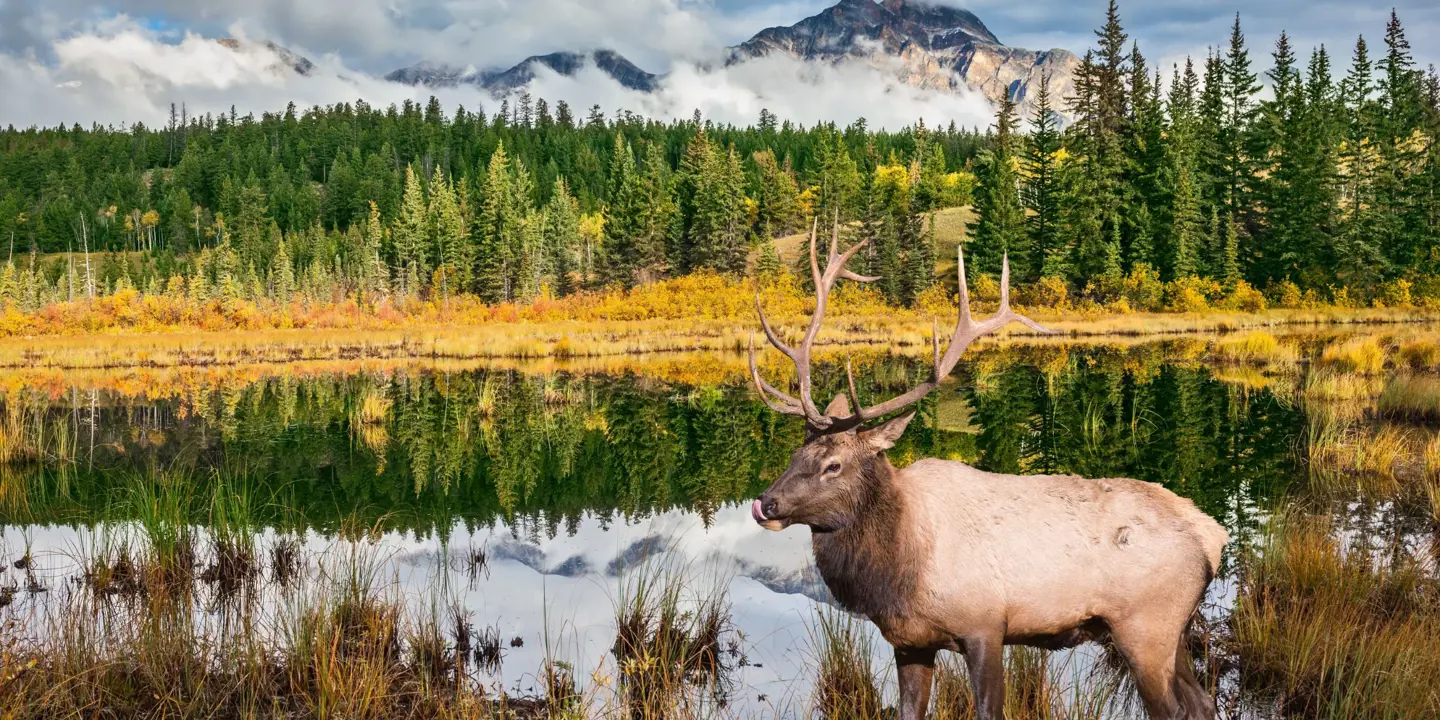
[271,236,294,302]
[474,142,515,302]
[428,167,466,293]
[1023,73,1064,283]
[600,134,642,287]
[545,178,582,296]
[969,92,1027,283]
[393,165,429,296]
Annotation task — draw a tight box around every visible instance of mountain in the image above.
[385,49,658,93]
[728,0,1077,118]
[386,0,1076,117]
[216,38,315,77]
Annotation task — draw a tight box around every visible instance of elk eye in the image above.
[824,462,842,475]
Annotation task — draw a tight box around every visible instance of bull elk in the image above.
[748,221,1227,720]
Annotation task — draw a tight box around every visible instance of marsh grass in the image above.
[810,605,1131,720]
[1319,337,1388,374]
[1212,331,1296,367]
[1232,515,1440,719]
[0,518,593,720]
[809,605,885,720]
[1377,373,1440,421]
[609,551,735,719]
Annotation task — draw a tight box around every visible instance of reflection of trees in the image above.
[0,350,1303,544]
[966,350,1302,545]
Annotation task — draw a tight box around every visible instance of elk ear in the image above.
[859,411,915,451]
[823,393,851,417]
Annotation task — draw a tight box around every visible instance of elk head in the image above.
[749,216,1054,532]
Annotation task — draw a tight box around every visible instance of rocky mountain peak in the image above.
[387,0,1077,121]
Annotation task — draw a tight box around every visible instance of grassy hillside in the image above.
[770,207,974,291]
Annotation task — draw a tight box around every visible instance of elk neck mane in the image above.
[810,449,930,621]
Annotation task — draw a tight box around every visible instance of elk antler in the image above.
[749,212,877,428]
[750,226,1057,434]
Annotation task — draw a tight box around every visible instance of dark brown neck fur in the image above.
[811,452,923,621]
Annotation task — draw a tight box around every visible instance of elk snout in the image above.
[752,494,787,532]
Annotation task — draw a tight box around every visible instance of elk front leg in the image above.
[895,646,937,720]
[963,634,1005,720]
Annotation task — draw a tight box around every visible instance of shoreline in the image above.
[0,307,1433,370]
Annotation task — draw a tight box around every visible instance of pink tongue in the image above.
[751,499,767,522]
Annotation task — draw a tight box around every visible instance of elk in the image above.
[748,221,1227,720]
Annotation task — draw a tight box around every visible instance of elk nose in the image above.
[762,497,780,519]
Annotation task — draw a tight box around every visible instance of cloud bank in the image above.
[0,18,996,131]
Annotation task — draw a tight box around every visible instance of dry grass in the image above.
[1378,374,1440,421]
[1319,337,1388,374]
[1396,337,1440,371]
[1232,515,1440,719]
[1212,331,1297,367]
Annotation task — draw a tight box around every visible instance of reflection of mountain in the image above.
[386,0,1077,117]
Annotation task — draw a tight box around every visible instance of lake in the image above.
[0,341,1307,716]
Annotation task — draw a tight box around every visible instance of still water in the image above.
[0,344,1304,713]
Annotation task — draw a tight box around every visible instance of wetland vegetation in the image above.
[0,328,1434,717]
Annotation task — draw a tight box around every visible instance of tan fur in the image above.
[755,419,1228,720]
[892,459,1227,648]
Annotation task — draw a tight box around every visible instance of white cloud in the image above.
[0,21,994,131]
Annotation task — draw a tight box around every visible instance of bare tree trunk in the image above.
[81,214,94,298]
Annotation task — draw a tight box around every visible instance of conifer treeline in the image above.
[967,2,1440,307]
[0,93,979,307]
[1,2,1437,313]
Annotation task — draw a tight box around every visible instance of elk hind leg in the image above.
[1108,619,1184,720]
[1172,635,1216,720]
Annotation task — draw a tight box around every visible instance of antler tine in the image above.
[844,356,863,415]
[831,245,1057,428]
[807,217,822,293]
[755,293,797,362]
[932,317,941,377]
[999,252,1012,312]
[748,333,805,416]
[829,209,840,260]
[956,245,972,323]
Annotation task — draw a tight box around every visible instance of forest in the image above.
[0,2,1435,319]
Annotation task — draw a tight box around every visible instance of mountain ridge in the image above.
[266,0,1077,118]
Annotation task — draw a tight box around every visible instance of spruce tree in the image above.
[636,141,677,279]
[271,236,294,303]
[545,178,582,296]
[1023,74,1064,283]
[969,92,1026,283]
[393,165,429,296]
[474,142,514,302]
[600,134,642,287]
[1222,13,1261,236]
[428,167,466,293]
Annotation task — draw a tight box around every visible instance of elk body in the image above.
[748,221,1228,720]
